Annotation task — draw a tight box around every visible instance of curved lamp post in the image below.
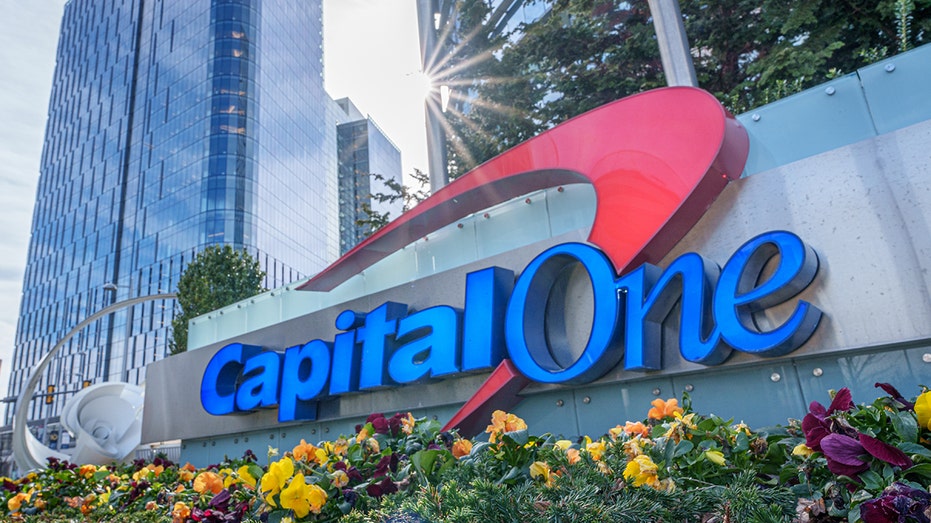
[12,292,177,472]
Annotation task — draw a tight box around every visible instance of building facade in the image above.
[4,0,399,442]
[336,99,403,254]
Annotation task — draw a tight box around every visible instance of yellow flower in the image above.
[585,440,606,461]
[261,457,295,506]
[179,462,196,482]
[554,439,572,450]
[331,470,349,488]
[485,410,528,443]
[916,391,931,431]
[623,454,659,487]
[663,412,697,442]
[193,471,224,495]
[529,461,555,487]
[704,450,726,466]
[237,465,257,489]
[792,443,815,458]
[133,463,164,481]
[279,474,328,518]
[331,437,349,456]
[172,501,191,523]
[452,439,473,459]
[78,464,97,479]
[366,437,381,453]
[401,412,417,435]
[648,398,683,420]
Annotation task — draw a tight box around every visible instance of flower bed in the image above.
[4,383,931,522]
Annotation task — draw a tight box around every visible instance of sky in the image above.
[0,1,429,404]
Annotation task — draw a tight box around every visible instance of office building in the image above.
[336,99,403,254]
[4,0,400,440]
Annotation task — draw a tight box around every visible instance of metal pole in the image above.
[647,0,698,87]
[416,0,449,191]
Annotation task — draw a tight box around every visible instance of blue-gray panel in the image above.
[903,345,931,389]
[860,45,931,135]
[512,390,581,439]
[738,74,876,176]
[795,350,917,409]
[573,378,675,438]
[670,364,805,428]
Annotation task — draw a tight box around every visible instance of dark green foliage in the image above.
[168,245,265,354]
[440,0,931,175]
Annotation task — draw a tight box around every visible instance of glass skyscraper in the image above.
[336,99,403,254]
[4,0,399,437]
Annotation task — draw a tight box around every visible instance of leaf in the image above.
[411,449,440,478]
[502,429,529,446]
[904,463,931,479]
[897,442,931,459]
[890,410,919,443]
[857,469,883,491]
[674,439,694,458]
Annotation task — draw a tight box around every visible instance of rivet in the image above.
[557,186,564,192]
[483,212,490,219]
[812,368,823,377]
[269,434,274,440]
[281,432,286,438]
[684,384,694,392]
[211,441,216,446]
[432,415,438,420]
[556,399,564,407]
[582,396,591,404]
[652,388,661,396]
[457,223,463,229]
[244,437,249,442]
[525,198,532,204]
[824,86,836,95]
[311,428,317,434]
[324,427,330,433]
[885,63,896,73]
[202,442,207,447]
[233,438,239,444]
[770,372,781,382]
[751,113,761,122]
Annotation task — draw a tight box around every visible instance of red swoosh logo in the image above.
[301,87,748,436]
[300,87,747,292]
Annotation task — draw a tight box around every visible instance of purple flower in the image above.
[875,383,916,410]
[861,483,931,523]
[820,434,869,477]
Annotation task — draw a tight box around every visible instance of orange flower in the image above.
[172,501,191,523]
[566,448,581,465]
[78,464,97,479]
[7,492,30,512]
[356,426,371,443]
[452,439,473,459]
[485,410,527,443]
[401,413,417,435]
[145,501,158,510]
[292,439,319,463]
[193,471,224,495]
[647,398,683,420]
[585,440,606,461]
[624,421,650,438]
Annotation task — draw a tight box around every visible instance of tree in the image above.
[439,0,931,175]
[168,245,266,354]
[355,169,431,238]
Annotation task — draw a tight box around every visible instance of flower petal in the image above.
[827,388,853,414]
[874,383,915,409]
[802,413,831,450]
[820,434,866,467]
[859,433,913,469]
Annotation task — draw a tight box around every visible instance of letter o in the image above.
[505,243,622,384]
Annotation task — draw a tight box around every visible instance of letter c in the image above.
[201,343,261,415]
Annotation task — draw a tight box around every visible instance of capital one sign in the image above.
[200,88,823,426]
